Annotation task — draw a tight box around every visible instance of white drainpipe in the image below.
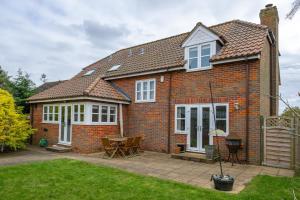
[119,103,124,137]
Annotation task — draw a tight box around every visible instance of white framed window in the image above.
[91,104,117,124]
[187,43,212,70]
[43,105,59,123]
[135,79,156,103]
[215,105,228,134]
[175,106,186,133]
[73,104,85,123]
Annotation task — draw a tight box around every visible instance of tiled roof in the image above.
[34,80,66,93]
[28,20,268,102]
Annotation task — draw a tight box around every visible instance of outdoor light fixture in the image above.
[234,102,239,110]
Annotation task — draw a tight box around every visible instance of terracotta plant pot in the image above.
[174,147,181,154]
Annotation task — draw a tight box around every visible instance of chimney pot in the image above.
[265,3,273,8]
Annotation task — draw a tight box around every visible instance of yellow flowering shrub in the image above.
[0,89,35,152]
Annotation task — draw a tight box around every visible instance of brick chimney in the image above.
[260,4,280,115]
[259,4,279,47]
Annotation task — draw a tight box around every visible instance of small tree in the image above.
[0,89,35,152]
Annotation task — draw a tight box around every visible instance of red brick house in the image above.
[29,5,280,164]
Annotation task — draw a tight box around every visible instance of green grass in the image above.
[0,159,299,200]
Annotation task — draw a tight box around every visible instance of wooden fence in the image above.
[263,116,299,169]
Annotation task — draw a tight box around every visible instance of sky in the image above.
[0,0,299,113]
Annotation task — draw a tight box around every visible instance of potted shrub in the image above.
[208,82,234,191]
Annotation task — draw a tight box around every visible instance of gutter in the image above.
[211,54,260,65]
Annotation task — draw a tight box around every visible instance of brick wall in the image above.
[113,59,262,164]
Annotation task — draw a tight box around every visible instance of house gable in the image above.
[182,23,222,48]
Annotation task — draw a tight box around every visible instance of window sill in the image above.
[175,131,188,135]
[42,121,59,124]
[90,122,118,126]
[135,100,156,103]
[186,66,212,72]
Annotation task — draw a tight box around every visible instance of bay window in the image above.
[73,104,85,123]
[43,105,59,123]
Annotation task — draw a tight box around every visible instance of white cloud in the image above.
[0,0,299,112]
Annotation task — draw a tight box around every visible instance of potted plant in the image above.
[39,128,48,147]
[208,82,234,191]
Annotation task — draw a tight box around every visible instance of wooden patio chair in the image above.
[120,137,134,157]
[132,136,142,155]
[101,137,116,158]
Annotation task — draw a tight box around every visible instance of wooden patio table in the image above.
[109,137,127,158]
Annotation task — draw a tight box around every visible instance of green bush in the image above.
[0,89,35,152]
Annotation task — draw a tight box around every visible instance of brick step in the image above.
[171,152,216,164]
[46,144,72,153]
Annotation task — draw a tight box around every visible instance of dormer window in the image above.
[187,43,212,70]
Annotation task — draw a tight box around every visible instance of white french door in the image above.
[186,105,211,152]
[59,105,72,145]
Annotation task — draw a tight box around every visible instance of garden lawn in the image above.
[0,159,299,200]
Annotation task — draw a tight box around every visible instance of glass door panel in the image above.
[201,107,210,149]
[66,106,71,143]
[189,107,198,149]
[60,106,65,142]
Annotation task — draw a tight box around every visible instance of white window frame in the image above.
[42,104,60,124]
[73,104,85,124]
[186,42,214,72]
[135,79,156,103]
[175,105,187,134]
[174,103,229,136]
[90,103,118,125]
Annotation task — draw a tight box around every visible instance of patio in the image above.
[0,146,295,193]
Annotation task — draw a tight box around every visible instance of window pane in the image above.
[177,107,185,118]
[101,114,108,122]
[110,107,116,115]
[201,56,210,67]
[74,113,78,122]
[49,106,53,113]
[143,91,148,100]
[137,82,141,92]
[80,114,84,122]
[216,120,226,132]
[150,81,155,90]
[189,47,198,58]
[92,105,99,113]
[44,106,48,113]
[110,114,116,122]
[49,113,53,121]
[44,114,48,121]
[102,106,108,114]
[201,45,210,56]
[216,106,226,118]
[92,114,99,122]
[55,106,59,113]
[137,91,141,100]
[189,58,198,69]
[80,105,84,113]
[74,105,78,113]
[54,114,59,121]
[143,81,148,91]
[150,90,154,100]
[177,119,185,131]
[101,106,108,122]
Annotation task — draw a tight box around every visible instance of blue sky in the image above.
[0,0,299,113]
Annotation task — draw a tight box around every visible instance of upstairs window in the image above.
[136,79,156,102]
[188,43,211,70]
